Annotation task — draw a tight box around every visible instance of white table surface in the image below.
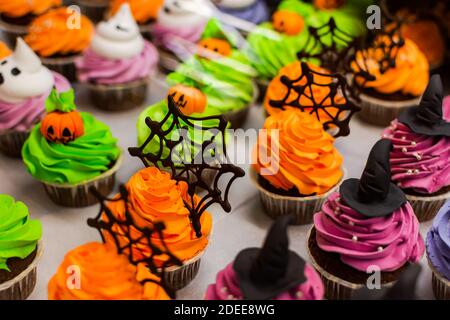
[0,72,437,300]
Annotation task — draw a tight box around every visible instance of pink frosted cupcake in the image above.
[307,140,424,300]
[76,4,159,111]
[206,215,324,300]
[0,38,70,157]
[382,75,450,222]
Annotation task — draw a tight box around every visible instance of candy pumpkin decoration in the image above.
[272,11,305,36]
[168,85,207,116]
[198,38,232,57]
[40,89,84,144]
[313,0,345,10]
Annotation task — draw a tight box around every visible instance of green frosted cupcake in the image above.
[22,89,122,207]
[0,194,42,300]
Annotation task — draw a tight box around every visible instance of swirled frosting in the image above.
[110,0,164,24]
[25,7,94,57]
[205,263,324,300]
[252,108,343,196]
[22,112,121,184]
[76,42,158,85]
[0,72,70,133]
[105,167,212,264]
[382,120,450,194]
[314,192,425,272]
[0,194,42,271]
[0,0,61,18]
[352,38,429,97]
[48,242,170,300]
[216,0,269,25]
[426,202,450,280]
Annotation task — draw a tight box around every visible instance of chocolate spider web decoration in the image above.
[297,17,357,74]
[129,95,245,238]
[88,186,183,299]
[268,61,359,137]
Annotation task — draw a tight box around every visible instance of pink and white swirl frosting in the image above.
[152,21,207,52]
[382,101,450,194]
[205,263,324,300]
[76,41,158,85]
[314,193,424,272]
[0,72,70,133]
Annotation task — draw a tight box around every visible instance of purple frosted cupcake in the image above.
[213,0,270,25]
[382,75,450,222]
[0,38,70,158]
[76,4,159,111]
[426,201,450,300]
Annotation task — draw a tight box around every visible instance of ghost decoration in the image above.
[91,3,144,60]
[0,38,54,104]
[158,0,214,28]
[213,0,256,9]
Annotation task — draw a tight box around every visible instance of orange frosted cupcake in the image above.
[24,7,94,82]
[250,108,345,224]
[351,32,430,126]
[102,167,213,291]
[48,242,170,300]
[0,0,61,45]
[0,41,10,59]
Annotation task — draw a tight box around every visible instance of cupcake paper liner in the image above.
[42,55,79,83]
[306,228,395,300]
[406,190,450,222]
[249,167,346,225]
[0,17,27,47]
[75,0,109,23]
[0,240,43,300]
[0,130,30,158]
[85,78,149,112]
[427,256,450,300]
[39,152,123,207]
[355,93,422,127]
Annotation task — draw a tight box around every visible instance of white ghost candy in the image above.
[213,0,256,9]
[158,0,213,28]
[91,3,144,60]
[0,38,54,104]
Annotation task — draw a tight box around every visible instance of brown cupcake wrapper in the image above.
[42,56,78,83]
[164,258,202,292]
[0,130,30,158]
[427,257,450,300]
[75,0,109,23]
[249,167,346,225]
[355,93,421,127]
[0,17,27,47]
[0,241,43,300]
[39,152,123,207]
[85,78,149,111]
[406,190,450,222]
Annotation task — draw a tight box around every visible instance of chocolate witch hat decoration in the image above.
[340,139,406,217]
[233,214,307,300]
[297,18,357,74]
[129,95,245,238]
[352,263,422,300]
[398,75,450,136]
[88,186,183,299]
[268,61,360,137]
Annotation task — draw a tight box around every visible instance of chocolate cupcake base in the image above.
[75,0,109,23]
[42,55,79,83]
[86,78,149,112]
[0,17,27,47]
[406,189,450,222]
[40,153,123,207]
[356,93,422,127]
[249,167,346,225]
[0,241,43,300]
[428,259,450,300]
[0,130,30,158]
[164,257,202,292]
[307,227,404,300]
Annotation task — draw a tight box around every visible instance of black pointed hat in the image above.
[352,264,422,300]
[398,74,450,136]
[340,139,406,217]
[233,214,307,300]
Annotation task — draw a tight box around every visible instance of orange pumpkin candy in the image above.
[198,38,232,57]
[272,10,305,36]
[40,111,84,144]
[313,0,345,10]
[168,85,207,116]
